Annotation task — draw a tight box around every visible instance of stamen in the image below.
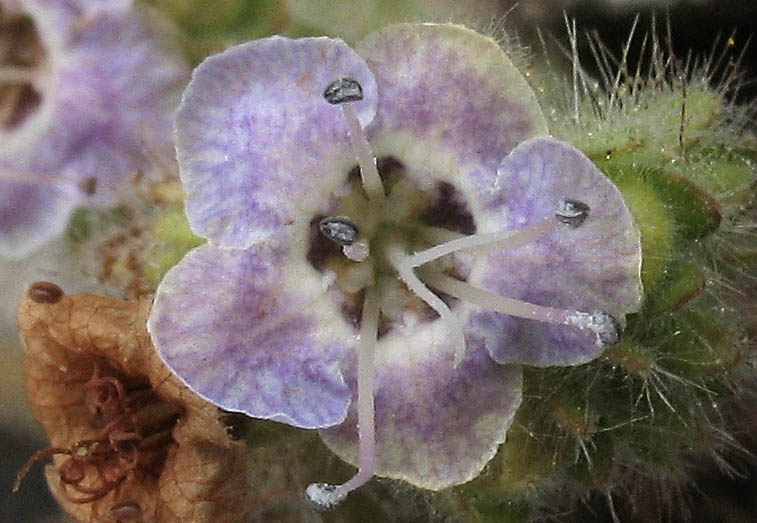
[406,219,558,268]
[323,77,385,202]
[555,198,590,227]
[323,77,363,104]
[388,245,467,366]
[306,286,380,509]
[319,216,359,246]
[423,271,622,349]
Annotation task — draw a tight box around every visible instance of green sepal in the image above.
[598,162,722,243]
[574,87,721,163]
[651,169,722,240]
[66,207,94,243]
[142,0,287,63]
[681,147,757,211]
[603,340,654,377]
[643,88,721,149]
[594,162,675,290]
[656,308,741,377]
[641,259,706,316]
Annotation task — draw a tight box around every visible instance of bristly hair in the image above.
[531,14,756,157]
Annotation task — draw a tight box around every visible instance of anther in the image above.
[28,281,63,304]
[556,199,590,227]
[306,482,347,510]
[324,77,363,104]
[319,216,359,246]
[324,77,385,202]
[588,310,622,348]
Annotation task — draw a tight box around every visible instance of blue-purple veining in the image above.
[176,36,377,249]
[148,242,354,429]
[321,323,522,490]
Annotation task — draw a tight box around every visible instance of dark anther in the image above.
[591,311,622,348]
[319,216,359,246]
[28,281,64,304]
[555,198,590,227]
[324,77,363,104]
[79,177,97,196]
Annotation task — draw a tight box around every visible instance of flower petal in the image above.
[148,241,356,429]
[357,23,547,194]
[320,318,523,490]
[175,36,377,248]
[468,137,643,367]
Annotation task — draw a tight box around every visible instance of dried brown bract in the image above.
[16,283,251,522]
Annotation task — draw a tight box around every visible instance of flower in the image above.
[16,283,251,522]
[0,0,189,257]
[148,23,643,507]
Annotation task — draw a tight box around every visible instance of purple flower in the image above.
[0,0,189,257]
[148,23,643,506]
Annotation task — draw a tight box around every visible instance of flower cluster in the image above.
[147,23,643,506]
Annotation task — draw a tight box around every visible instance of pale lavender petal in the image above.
[468,137,643,367]
[320,318,523,490]
[357,23,547,197]
[148,242,356,429]
[175,36,377,248]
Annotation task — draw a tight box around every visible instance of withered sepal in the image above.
[17,284,251,523]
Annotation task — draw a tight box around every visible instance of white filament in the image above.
[406,219,557,268]
[388,245,468,366]
[423,270,594,328]
[306,286,380,509]
[341,103,386,203]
